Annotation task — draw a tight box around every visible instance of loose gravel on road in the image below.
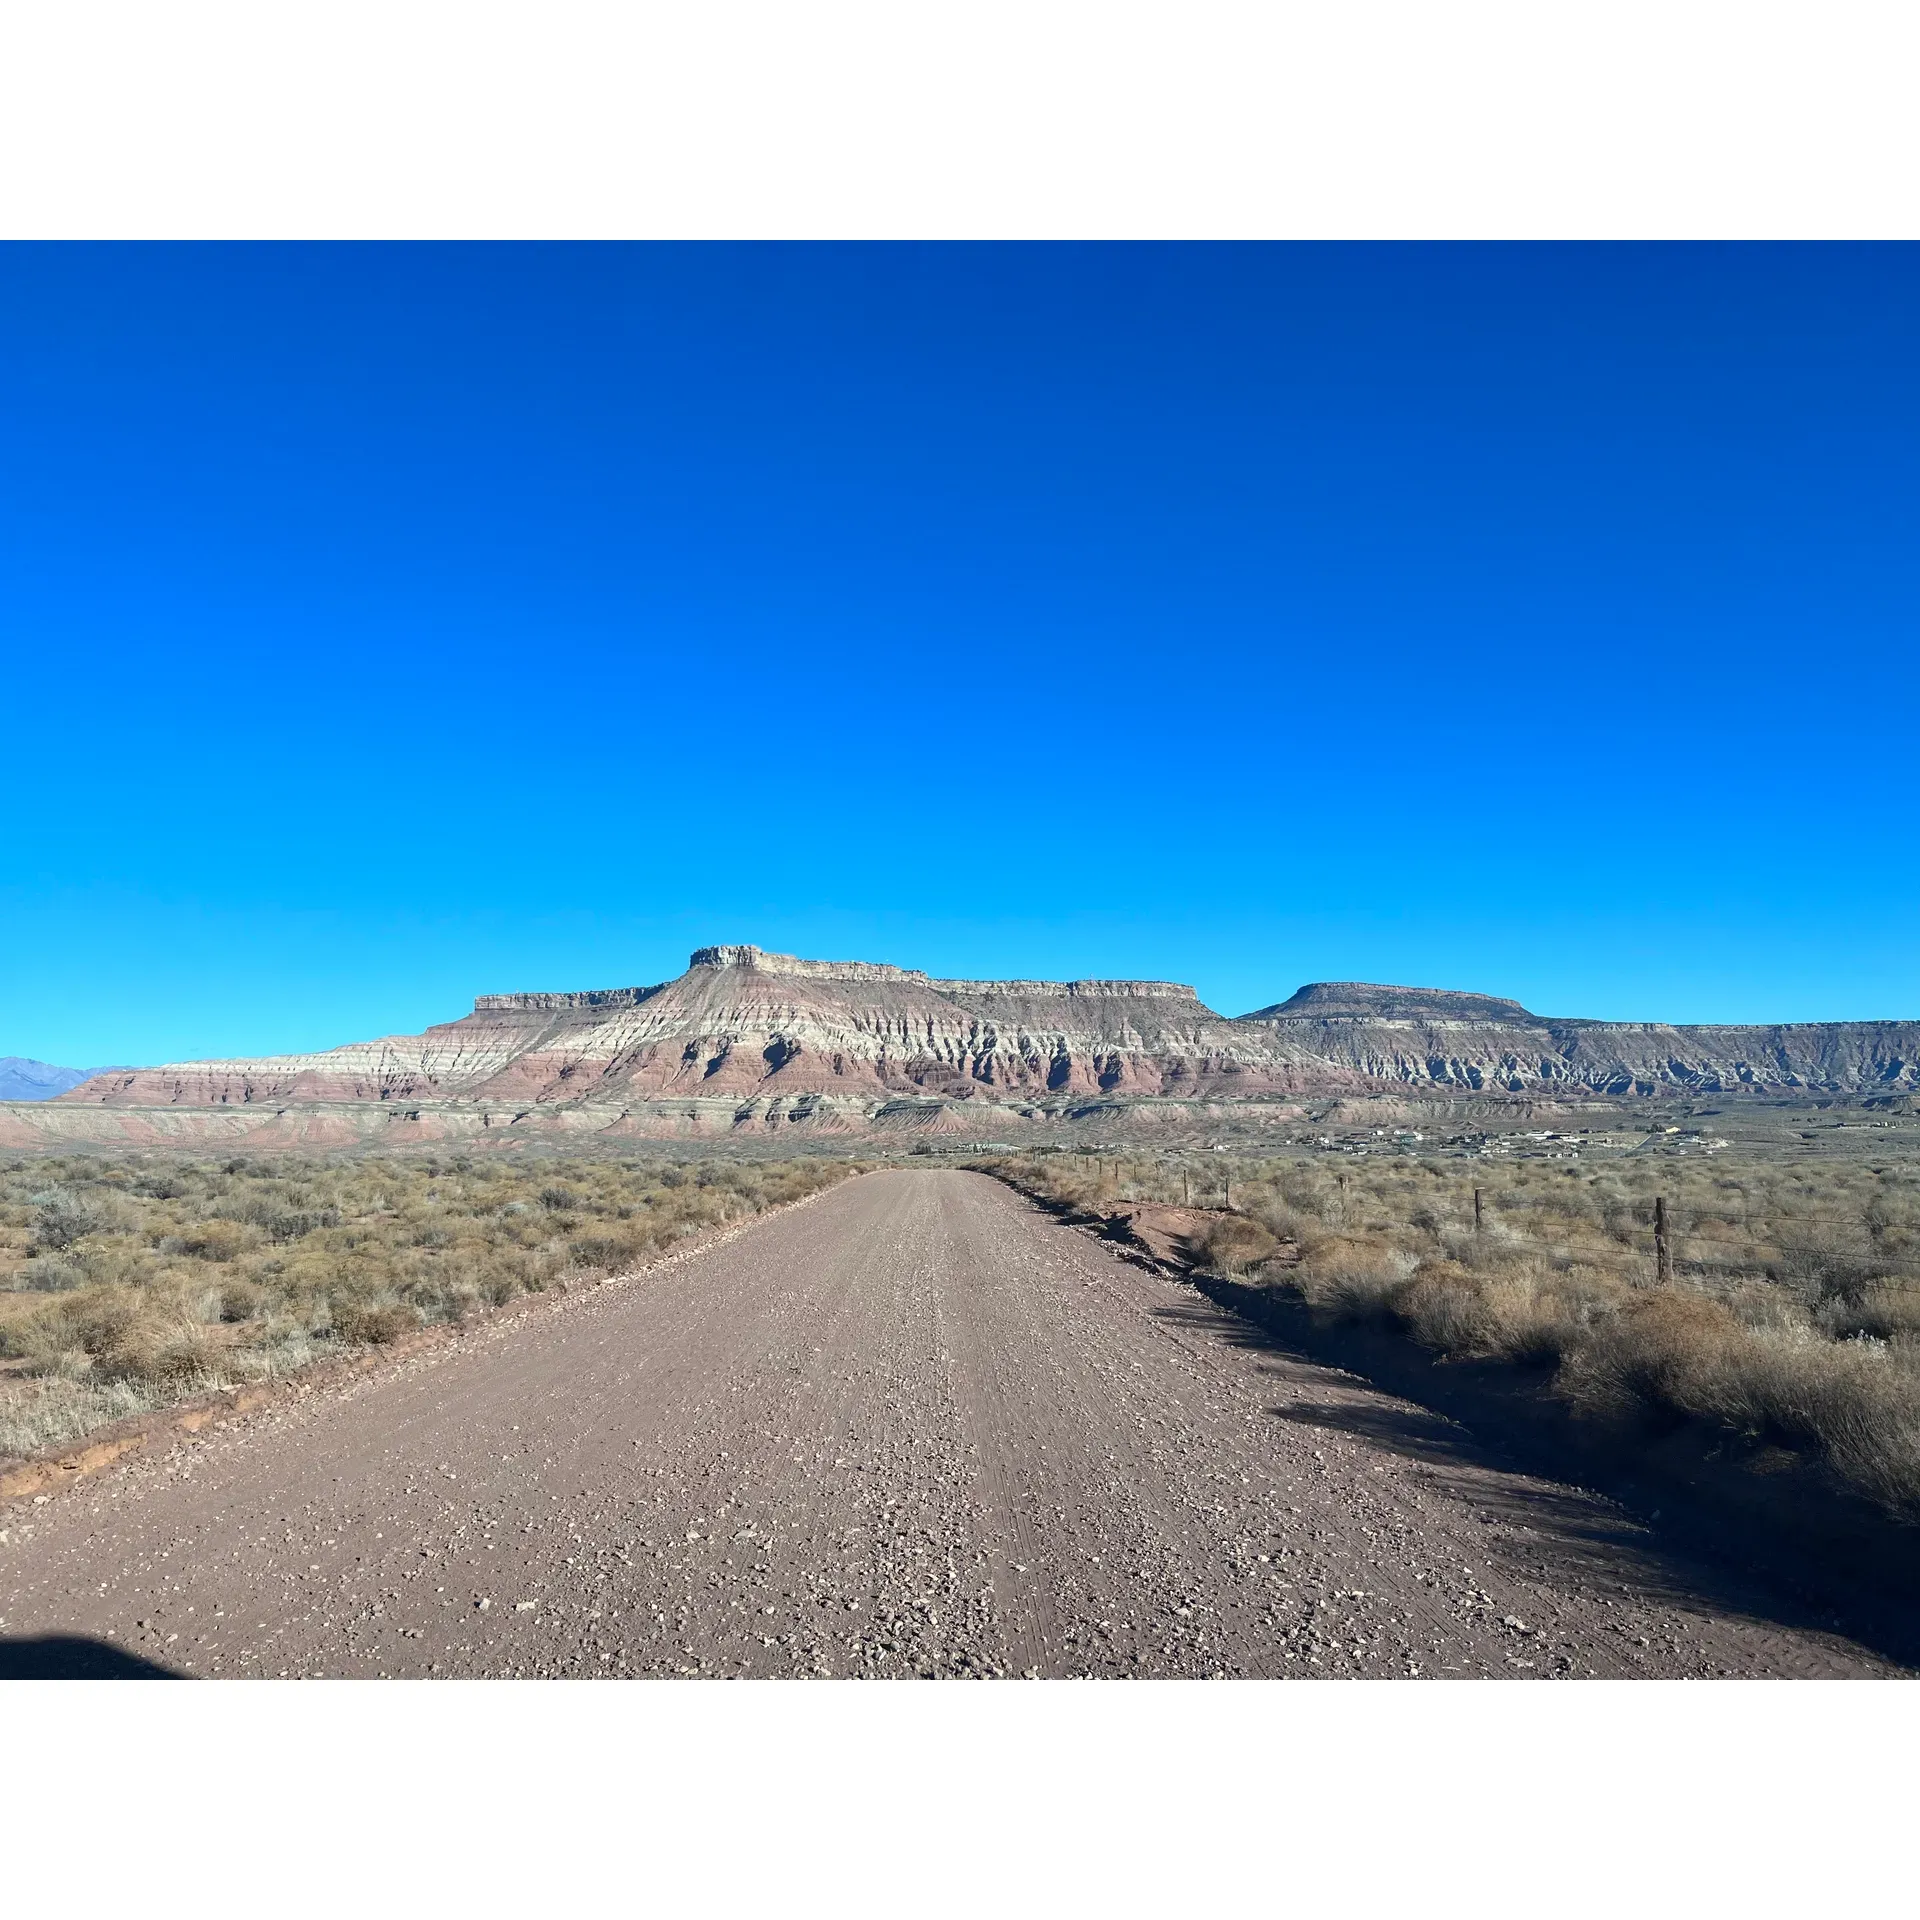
[0,1170,1896,1677]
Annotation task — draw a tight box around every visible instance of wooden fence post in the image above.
[1655,1195,1674,1285]
[1474,1187,1484,1234]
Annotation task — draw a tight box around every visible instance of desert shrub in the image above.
[1554,1292,1746,1430]
[579,1223,667,1270]
[0,1287,215,1388]
[108,1326,224,1385]
[176,1218,257,1262]
[21,1258,86,1294]
[1247,1199,1328,1257]
[227,1200,341,1241]
[1394,1261,1514,1357]
[30,1190,108,1250]
[64,1291,145,1362]
[1292,1250,1414,1322]
[1822,1282,1920,1342]
[218,1278,264,1323]
[1717,1279,1809,1334]
[1196,1214,1279,1275]
[1556,1298,1920,1506]
[331,1300,417,1346]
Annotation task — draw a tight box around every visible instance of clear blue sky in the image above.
[4,243,1916,1067]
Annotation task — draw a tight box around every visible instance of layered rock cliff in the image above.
[1236,982,1920,1097]
[48,951,1920,1133]
[62,945,1346,1115]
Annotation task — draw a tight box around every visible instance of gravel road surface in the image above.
[0,1170,1895,1677]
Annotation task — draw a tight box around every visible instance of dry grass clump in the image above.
[1289,1251,1414,1323]
[1193,1214,1279,1275]
[985,1146,1920,1516]
[0,1152,855,1460]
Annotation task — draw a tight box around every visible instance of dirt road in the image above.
[0,1170,1895,1677]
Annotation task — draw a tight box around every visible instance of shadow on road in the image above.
[1261,1387,1662,1560]
[0,1634,185,1679]
[1146,1290,1917,1672]
[1268,1392,1481,1463]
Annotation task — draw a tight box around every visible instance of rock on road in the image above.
[0,1170,1894,1677]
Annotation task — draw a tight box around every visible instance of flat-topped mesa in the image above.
[688,944,1201,1001]
[473,984,668,1013]
[932,978,1202,1002]
[409,947,1248,1112]
[688,944,932,986]
[474,950,1203,1017]
[1243,981,1539,1024]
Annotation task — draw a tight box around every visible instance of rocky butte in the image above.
[6,944,1916,1148]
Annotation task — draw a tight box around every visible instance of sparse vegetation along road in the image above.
[0,1171,1894,1676]
[986,1144,1920,1527]
[0,1153,853,1460]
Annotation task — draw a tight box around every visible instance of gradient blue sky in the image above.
[4,243,1917,1067]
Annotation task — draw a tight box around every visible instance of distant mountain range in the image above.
[10,944,1913,1150]
[0,1058,115,1101]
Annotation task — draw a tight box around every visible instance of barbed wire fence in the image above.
[1046,1147,1920,1293]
